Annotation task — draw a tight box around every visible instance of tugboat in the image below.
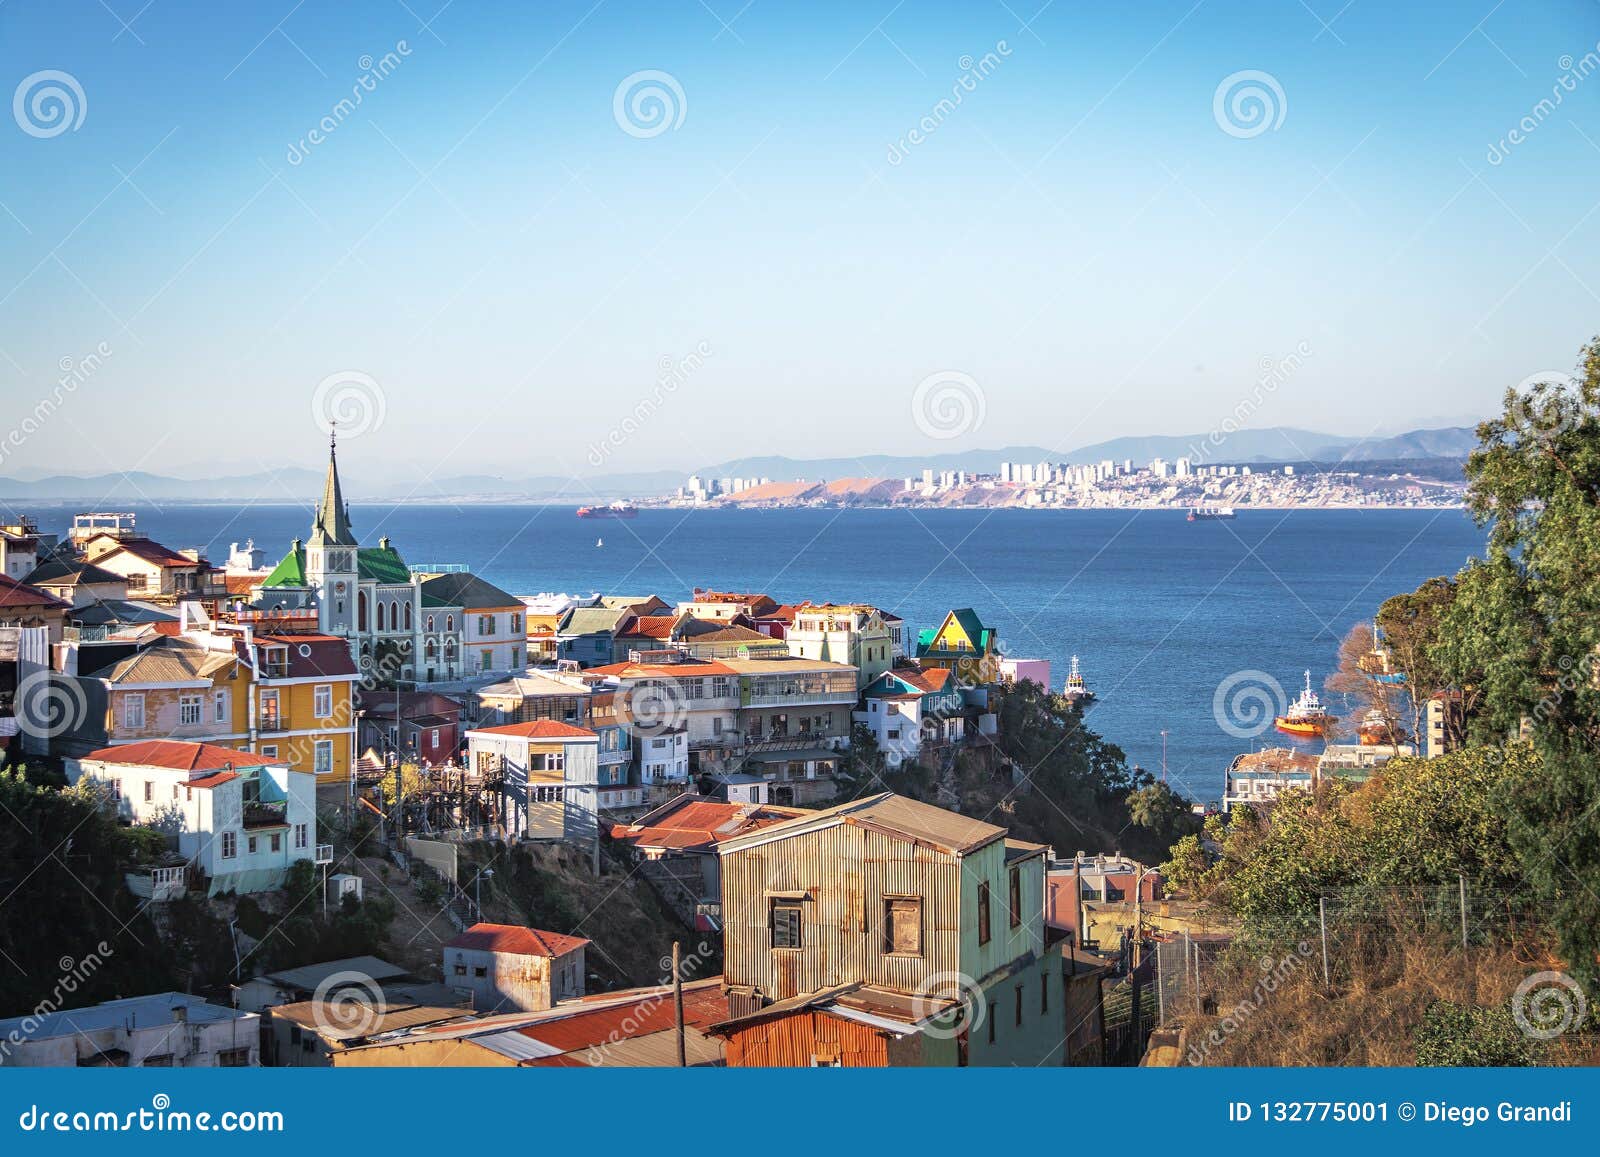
[1063,655,1095,705]
[1274,670,1331,738]
[576,501,638,519]
[1187,503,1236,521]
[1357,708,1407,746]
[1358,620,1408,684]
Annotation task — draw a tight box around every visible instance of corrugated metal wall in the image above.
[722,825,964,999]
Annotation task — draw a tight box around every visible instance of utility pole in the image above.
[672,941,687,1068]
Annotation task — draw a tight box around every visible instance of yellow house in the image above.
[76,630,357,784]
[914,608,1001,685]
[238,632,359,782]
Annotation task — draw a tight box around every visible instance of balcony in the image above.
[741,687,858,709]
[242,801,288,829]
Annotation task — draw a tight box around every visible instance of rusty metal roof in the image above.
[444,923,590,958]
[716,791,1006,857]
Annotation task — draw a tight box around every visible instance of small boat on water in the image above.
[577,501,638,519]
[596,538,604,548]
[1063,655,1095,704]
[1358,620,1408,684]
[1187,504,1236,521]
[1358,708,1407,746]
[1274,670,1331,737]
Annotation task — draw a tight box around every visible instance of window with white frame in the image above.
[213,689,230,724]
[122,694,145,730]
[179,695,202,726]
[313,684,332,719]
[314,740,334,776]
[294,823,308,849]
[220,831,236,859]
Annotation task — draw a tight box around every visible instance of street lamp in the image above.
[1131,863,1162,969]
[474,867,494,919]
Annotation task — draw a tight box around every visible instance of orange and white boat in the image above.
[1274,670,1331,738]
[1357,708,1407,746]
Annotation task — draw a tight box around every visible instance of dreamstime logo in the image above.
[310,970,385,1038]
[1186,341,1311,467]
[886,41,1012,165]
[910,971,986,1040]
[912,371,985,440]
[13,70,87,138]
[1487,43,1600,165]
[1512,971,1587,1041]
[0,341,112,468]
[0,941,113,1061]
[1506,370,1581,445]
[1212,70,1286,139]
[1186,941,1313,1065]
[14,670,89,739]
[1212,669,1286,739]
[612,70,686,138]
[588,341,713,467]
[286,41,413,165]
[617,680,689,739]
[311,370,386,438]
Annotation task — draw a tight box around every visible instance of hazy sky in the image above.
[2,0,1598,485]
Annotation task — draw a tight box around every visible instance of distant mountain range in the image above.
[0,425,1480,503]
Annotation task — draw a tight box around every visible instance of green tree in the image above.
[1436,337,1600,986]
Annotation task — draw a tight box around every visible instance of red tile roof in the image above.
[515,981,726,1060]
[101,538,206,568]
[445,923,590,958]
[625,615,677,639]
[83,739,263,774]
[469,720,596,740]
[0,574,69,610]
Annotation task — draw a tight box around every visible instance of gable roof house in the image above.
[81,535,220,604]
[0,573,71,643]
[712,792,1084,1067]
[856,663,965,767]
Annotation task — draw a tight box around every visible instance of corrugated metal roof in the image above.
[716,792,1005,857]
[471,1030,565,1061]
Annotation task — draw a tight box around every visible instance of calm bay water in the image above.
[35,502,1486,805]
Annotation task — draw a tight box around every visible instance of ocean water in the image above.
[32,502,1486,804]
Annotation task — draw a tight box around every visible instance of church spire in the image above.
[309,424,356,547]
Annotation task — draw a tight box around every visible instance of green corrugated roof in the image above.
[358,545,410,584]
[262,542,306,588]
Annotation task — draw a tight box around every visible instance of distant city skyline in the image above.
[2,1,1598,484]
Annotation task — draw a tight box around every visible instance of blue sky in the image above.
[1,0,1598,483]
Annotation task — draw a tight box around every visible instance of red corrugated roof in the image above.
[609,797,806,853]
[184,771,241,789]
[515,981,726,1053]
[445,922,590,958]
[83,739,261,774]
[469,720,596,740]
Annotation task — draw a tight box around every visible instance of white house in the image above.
[464,721,600,843]
[0,992,259,1067]
[443,922,589,1013]
[67,739,323,895]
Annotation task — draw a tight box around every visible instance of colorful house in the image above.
[855,664,964,766]
[464,720,600,843]
[712,793,1082,1067]
[914,608,1000,685]
[66,739,324,896]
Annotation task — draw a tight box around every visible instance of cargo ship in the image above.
[1063,655,1095,704]
[1187,504,1236,520]
[576,501,638,519]
[1273,670,1331,737]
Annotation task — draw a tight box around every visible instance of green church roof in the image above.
[262,541,306,588]
[358,544,411,584]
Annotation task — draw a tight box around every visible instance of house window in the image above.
[1015,984,1023,1027]
[478,615,494,635]
[313,684,333,718]
[426,615,435,632]
[987,1003,997,1043]
[510,614,522,633]
[977,881,991,945]
[474,966,487,979]
[247,836,257,855]
[179,695,202,726]
[1009,866,1022,929]
[481,650,493,672]
[770,902,803,949]
[213,689,230,723]
[143,780,153,803]
[270,833,281,853]
[142,1053,173,1067]
[533,786,565,803]
[261,745,278,759]
[314,740,334,776]
[221,831,236,859]
[122,694,145,730]
[454,963,466,976]
[430,727,440,747]
[260,690,280,729]
[1041,970,1050,1014]
[884,897,922,956]
[216,1048,251,1067]
[294,823,307,849]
